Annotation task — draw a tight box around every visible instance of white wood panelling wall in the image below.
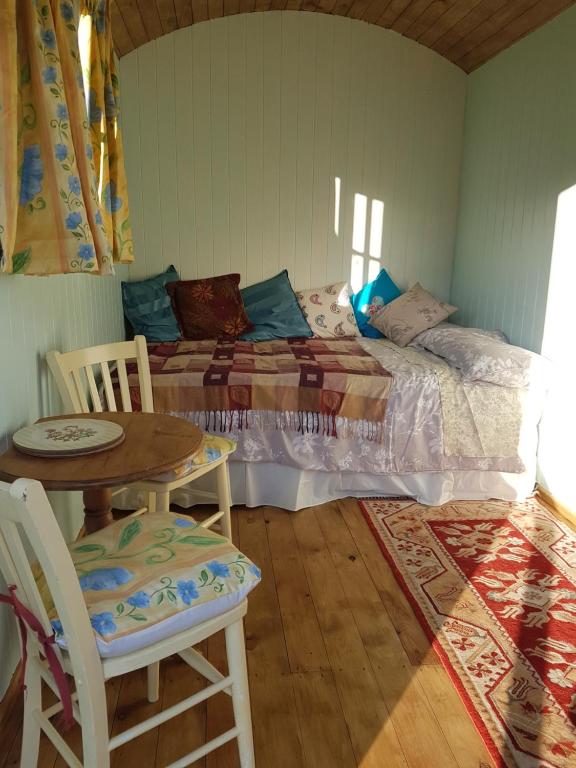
[450,5,576,353]
[120,12,466,300]
[0,271,125,696]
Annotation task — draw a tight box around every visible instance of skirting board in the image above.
[535,483,576,531]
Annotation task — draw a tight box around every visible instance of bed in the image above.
[115,335,547,509]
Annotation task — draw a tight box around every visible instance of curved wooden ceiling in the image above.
[111,0,575,72]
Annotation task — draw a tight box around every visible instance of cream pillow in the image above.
[295,282,360,338]
[368,283,457,347]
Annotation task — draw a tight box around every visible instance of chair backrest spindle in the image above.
[47,337,154,415]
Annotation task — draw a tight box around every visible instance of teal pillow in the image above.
[241,270,312,341]
[122,265,181,341]
[351,268,402,338]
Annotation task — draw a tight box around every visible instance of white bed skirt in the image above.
[115,458,537,512]
[224,461,537,509]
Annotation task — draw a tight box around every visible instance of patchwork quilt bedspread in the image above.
[127,338,394,443]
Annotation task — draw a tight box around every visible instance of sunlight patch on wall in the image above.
[538,183,576,512]
[349,191,385,293]
[334,177,341,237]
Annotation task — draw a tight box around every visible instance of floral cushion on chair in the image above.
[49,512,261,657]
[151,434,237,482]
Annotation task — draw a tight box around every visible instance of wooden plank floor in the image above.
[1,500,494,768]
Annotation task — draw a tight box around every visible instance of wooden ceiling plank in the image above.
[224,0,242,14]
[191,0,209,22]
[402,0,451,40]
[137,1,164,39]
[207,0,225,18]
[110,0,135,56]
[391,0,436,35]
[444,0,540,64]
[156,0,180,33]
[331,0,354,16]
[173,0,194,26]
[347,0,377,21]
[238,0,257,12]
[416,0,483,46]
[458,0,576,71]
[432,0,508,56]
[377,0,413,27]
[116,0,149,48]
[362,0,395,25]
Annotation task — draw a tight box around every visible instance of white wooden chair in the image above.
[0,478,255,768]
[46,336,232,538]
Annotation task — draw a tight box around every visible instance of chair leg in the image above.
[147,491,157,514]
[155,490,170,513]
[215,461,232,539]
[20,662,41,768]
[225,619,255,768]
[147,661,160,703]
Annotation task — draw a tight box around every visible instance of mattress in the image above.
[115,338,546,508]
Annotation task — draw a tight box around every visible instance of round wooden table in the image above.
[0,412,202,533]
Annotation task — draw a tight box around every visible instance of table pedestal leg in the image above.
[83,488,114,533]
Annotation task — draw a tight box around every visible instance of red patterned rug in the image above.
[360,497,576,768]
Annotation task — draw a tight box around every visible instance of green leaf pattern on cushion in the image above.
[54,512,261,644]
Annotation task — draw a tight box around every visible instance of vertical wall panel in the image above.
[120,12,466,297]
[451,5,576,352]
[0,271,126,696]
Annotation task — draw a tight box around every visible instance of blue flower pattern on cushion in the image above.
[207,561,230,579]
[90,612,117,636]
[249,564,262,579]
[51,620,64,637]
[127,591,150,608]
[56,103,68,120]
[174,517,196,528]
[79,567,133,592]
[55,143,68,162]
[42,66,57,84]
[205,447,221,462]
[78,244,95,262]
[19,145,44,205]
[95,210,103,226]
[86,143,93,161]
[65,212,82,230]
[177,580,199,605]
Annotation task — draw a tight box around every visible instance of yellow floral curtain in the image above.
[0,0,133,275]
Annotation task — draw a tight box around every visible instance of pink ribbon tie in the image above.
[0,585,74,730]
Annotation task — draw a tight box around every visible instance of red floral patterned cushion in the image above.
[167,274,253,340]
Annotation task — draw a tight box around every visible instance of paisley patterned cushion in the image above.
[49,512,261,657]
[295,282,360,338]
[150,434,236,482]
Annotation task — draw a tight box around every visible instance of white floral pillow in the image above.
[413,324,550,388]
[368,283,457,347]
[295,282,360,338]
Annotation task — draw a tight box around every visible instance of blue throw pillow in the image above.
[351,268,402,338]
[241,270,312,341]
[122,265,181,341]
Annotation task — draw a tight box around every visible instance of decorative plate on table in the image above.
[13,419,125,458]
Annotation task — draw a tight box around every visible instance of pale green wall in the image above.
[0,271,126,696]
[120,13,466,301]
[450,5,576,353]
